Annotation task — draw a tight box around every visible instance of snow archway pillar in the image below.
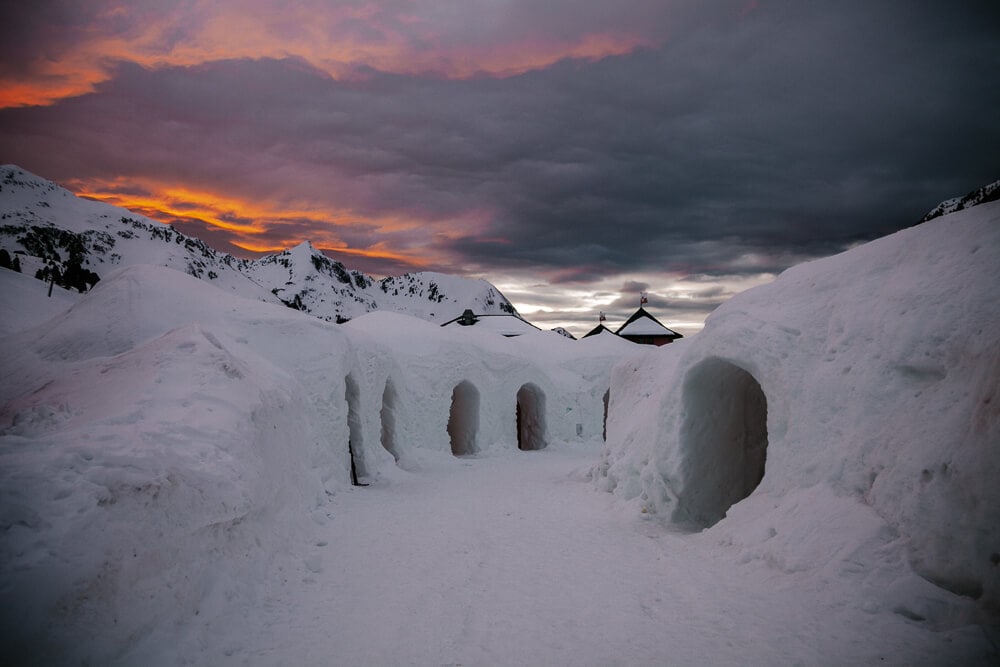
[516,383,547,451]
[448,381,480,456]
[345,374,367,485]
[675,357,768,528]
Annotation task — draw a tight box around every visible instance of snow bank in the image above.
[596,201,1000,619]
[0,264,633,661]
[0,266,357,661]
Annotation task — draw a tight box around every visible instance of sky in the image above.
[1,1,998,337]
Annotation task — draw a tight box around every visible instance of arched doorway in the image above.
[345,374,367,485]
[380,378,400,462]
[675,358,768,527]
[602,388,610,442]
[516,383,547,451]
[448,381,480,456]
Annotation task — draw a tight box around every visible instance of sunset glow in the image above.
[0,4,656,109]
[3,2,995,336]
[72,178,440,269]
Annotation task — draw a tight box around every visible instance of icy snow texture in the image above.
[597,200,1000,619]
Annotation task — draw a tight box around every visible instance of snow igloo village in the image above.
[1,167,999,665]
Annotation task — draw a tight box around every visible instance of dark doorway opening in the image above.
[516,383,547,451]
[448,380,480,456]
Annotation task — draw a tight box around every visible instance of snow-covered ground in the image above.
[1,199,998,665]
[152,446,991,666]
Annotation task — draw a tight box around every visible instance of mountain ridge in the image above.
[0,165,519,325]
[920,178,1000,222]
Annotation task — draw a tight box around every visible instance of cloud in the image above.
[1,2,998,337]
[0,0,689,108]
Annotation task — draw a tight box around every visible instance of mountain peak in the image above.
[0,164,521,327]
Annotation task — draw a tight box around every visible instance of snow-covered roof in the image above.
[440,310,542,337]
[582,323,613,338]
[614,307,682,339]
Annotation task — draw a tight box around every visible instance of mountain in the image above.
[920,178,1000,222]
[0,165,518,324]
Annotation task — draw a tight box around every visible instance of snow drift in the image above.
[596,200,1000,622]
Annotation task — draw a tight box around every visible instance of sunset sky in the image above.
[1,1,998,336]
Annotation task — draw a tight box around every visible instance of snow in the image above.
[0,267,81,336]
[1,200,999,664]
[615,315,677,337]
[597,201,1000,637]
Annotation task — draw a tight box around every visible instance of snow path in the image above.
[191,445,985,666]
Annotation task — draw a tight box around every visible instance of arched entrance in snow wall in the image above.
[345,374,367,485]
[448,380,480,456]
[516,383,547,451]
[602,388,610,442]
[676,357,768,528]
[380,378,400,462]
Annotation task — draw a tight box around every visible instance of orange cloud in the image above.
[2,4,657,108]
[69,175,453,269]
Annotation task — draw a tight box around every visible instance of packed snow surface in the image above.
[1,200,999,664]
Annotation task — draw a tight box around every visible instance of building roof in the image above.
[582,323,614,338]
[440,309,542,337]
[614,307,683,340]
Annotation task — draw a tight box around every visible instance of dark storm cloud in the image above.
[1,1,998,294]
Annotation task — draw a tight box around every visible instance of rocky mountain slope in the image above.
[0,165,517,324]
[920,178,1000,222]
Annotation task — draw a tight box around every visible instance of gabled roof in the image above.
[582,323,614,338]
[440,309,542,337]
[614,307,682,339]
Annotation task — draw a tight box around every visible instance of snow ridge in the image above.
[920,178,1000,222]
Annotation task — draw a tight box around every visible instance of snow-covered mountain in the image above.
[920,178,1000,222]
[0,165,518,324]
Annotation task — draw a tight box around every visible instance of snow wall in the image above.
[595,201,1000,620]
[0,264,630,663]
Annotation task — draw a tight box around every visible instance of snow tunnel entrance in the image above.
[380,378,400,462]
[516,383,547,451]
[448,380,480,456]
[676,358,768,528]
[345,374,367,485]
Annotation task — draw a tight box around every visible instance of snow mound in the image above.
[596,200,1000,618]
[0,321,332,663]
